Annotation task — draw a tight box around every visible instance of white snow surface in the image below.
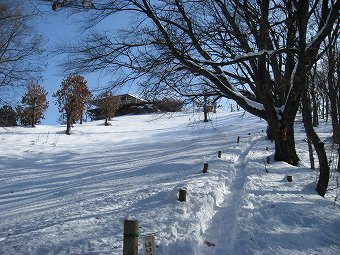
[0,111,339,255]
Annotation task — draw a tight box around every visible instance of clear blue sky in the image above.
[35,3,231,124]
[35,4,134,124]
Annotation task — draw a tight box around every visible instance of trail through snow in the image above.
[0,111,339,255]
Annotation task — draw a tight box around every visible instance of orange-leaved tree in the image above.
[16,83,49,127]
[97,91,121,126]
[53,74,91,134]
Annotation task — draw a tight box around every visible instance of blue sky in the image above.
[34,4,231,124]
[35,4,134,124]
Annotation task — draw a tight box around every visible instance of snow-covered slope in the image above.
[0,111,339,255]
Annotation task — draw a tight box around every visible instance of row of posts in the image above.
[123,141,294,254]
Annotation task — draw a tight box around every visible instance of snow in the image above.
[0,111,339,255]
[234,49,275,61]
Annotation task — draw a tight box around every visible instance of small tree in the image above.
[97,91,121,126]
[154,98,183,113]
[53,74,91,134]
[16,83,49,127]
[0,105,17,126]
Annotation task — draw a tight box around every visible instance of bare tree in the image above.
[48,1,339,168]
[0,1,43,104]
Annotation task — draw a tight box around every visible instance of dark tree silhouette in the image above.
[0,105,17,126]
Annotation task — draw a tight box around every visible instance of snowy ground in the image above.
[0,111,339,255]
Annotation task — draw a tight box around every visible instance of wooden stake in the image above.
[178,189,187,202]
[266,156,270,164]
[287,175,293,182]
[123,220,139,255]
[203,163,209,173]
[218,151,222,158]
[237,136,240,143]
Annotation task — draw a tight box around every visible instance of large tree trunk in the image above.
[327,44,340,144]
[337,145,340,173]
[328,77,340,144]
[270,121,299,166]
[302,93,329,197]
[329,94,340,144]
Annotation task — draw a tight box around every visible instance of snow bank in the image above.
[0,111,339,255]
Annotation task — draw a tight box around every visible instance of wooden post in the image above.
[218,151,222,158]
[266,147,269,151]
[266,156,270,164]
[178,189,187,202]
[203,163,209,173]
[237,136,240,143]
[123,220,139,255]
[287,175,293,182]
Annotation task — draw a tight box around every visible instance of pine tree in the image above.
[17,83,49,127]
[53,74,91,135]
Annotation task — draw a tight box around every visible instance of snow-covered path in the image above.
[0,111,339,255]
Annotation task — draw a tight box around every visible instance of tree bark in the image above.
[329,93,340,144]
[66,111,71,135]
[302,94,329,197]
[30,98,37,128]
[326,95,329,122]
[311,89,319,127]
[31,107,35,128]
[270,121,299,165]
[327,75,340,144]
[308,139,315,170]
[321,95,325,119]
[203,93,208,122]
[327,43,340,144]
[338,145,340,173]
